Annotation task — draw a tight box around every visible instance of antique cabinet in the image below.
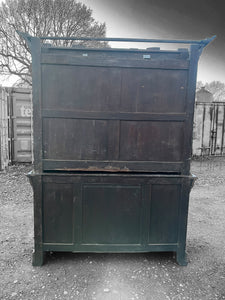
[21,33,214,265]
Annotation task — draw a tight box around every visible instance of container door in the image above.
[11,88,33,163]
[0,87,9,170]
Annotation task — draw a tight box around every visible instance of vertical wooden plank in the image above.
[28,174,44,266]
[43,182,73,243]
[141,184,151,247]
[30,37,42,172]
[148,184,180,244]
[176,177,194,266]
[73,183,82,247]
[183,45,201,173]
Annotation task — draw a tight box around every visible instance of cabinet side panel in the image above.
[148,184,180,244]
[43,182,73,243]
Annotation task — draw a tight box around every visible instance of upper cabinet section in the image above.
[41,48,189,113]
[23,34,215,174]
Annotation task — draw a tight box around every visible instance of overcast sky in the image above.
[81,0,225,84]
[0,0,224,85]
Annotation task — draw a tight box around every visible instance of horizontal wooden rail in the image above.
[42,110,187,122]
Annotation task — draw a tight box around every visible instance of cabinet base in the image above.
[32,250,188,267]
[32,250,45,267]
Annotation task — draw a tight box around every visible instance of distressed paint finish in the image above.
[21,34,214,266]
[38,44,196,174]
[28,172,195,266]
[23,35,214,174]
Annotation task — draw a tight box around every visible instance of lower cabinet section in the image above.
[28,172,195,266]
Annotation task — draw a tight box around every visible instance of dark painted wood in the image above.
[30,37,42,173]
[148,184,180,244]
[42,110,187,121]
[120,121,184,161]
[183,44,201,174]
[176,176,196,266]
[41,53,189,70]
[43,182,74,243]
[26,35,211,266]
[81,184,142,245]
[28,173,45,266]
[39,35,215,44]
[43,118,120,161]
[42,159,184,173]
[42,65,122,111]
[36,45,197,174]
[28,172,195,265]
[120,69,188,113]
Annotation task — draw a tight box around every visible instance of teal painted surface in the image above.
[27,173,196,266]
[81,185,142,245]
[43,183,74,243]
[23,34,211,266]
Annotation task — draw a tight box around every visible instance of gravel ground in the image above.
[0,157,225,300]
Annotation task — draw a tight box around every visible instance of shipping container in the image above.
[0,86,9,170]
[9,88,33,163]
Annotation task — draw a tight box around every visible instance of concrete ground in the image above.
[0,157,225,300]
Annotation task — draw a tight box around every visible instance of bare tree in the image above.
[196,81,204,91]
[205,81,225,102]
[0,0,107,86]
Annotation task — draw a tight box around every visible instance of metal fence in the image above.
[193,101,225,156]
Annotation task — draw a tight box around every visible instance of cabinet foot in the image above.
[176,251,188,266]
[32,250,45,266]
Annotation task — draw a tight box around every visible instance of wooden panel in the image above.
[41,50,189,70]
[148,184,180,244]
[42,65,121,111]
[43,118,119,160]
[81,184,142,244]
[43,183,73,243]
[43,159,184,173]
[120,121,184,161]
[42,109,187,121]
[120,69,187,113]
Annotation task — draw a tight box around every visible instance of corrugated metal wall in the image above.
[0,86,9,170]
[193,101,225,156]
